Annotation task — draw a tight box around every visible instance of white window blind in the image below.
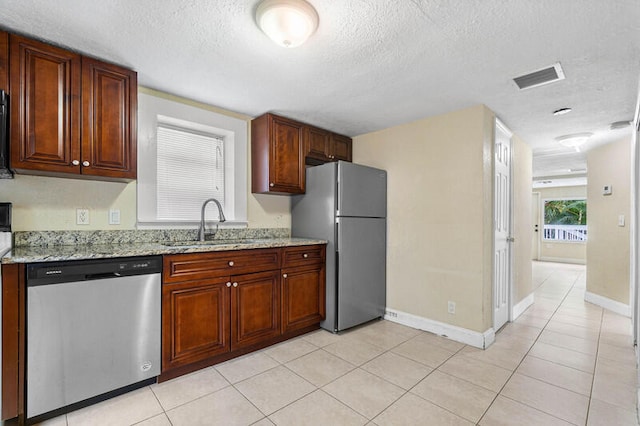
[156,124,225,221]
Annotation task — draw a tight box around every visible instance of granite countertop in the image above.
[2,229,327,264]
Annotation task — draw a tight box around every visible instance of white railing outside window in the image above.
[543,225,587,242]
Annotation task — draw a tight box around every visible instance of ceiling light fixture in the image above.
[553,107,572,116]
[556,132,593,152]
[256,0,319,48]
[610,120,631,130]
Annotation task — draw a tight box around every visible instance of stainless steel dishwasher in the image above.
[26,256,162,419]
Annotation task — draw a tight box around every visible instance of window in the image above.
[137,92,247,227]
[543,199,587,242]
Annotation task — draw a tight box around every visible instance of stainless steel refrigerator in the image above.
[292,161,386,332]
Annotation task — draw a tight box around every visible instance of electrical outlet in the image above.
[76,208,90,225]
[447,301,456,314]
[386,310,398,318]
[109,209,121,225]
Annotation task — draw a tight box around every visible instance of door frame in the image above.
[493,118,514,330]
[532,191,541,261]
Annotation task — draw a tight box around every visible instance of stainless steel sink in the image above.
[162,239,260,248]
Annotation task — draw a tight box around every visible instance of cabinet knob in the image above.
[226,282,232,287]
[232,282,238,287]
[269,183,275,187]
[283,274,288,278]
[228,261,234,267]
[303,253,308,258]
[82,161,90,167]
[72,160,80,166]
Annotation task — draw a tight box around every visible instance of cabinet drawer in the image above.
[164,248,281,283]
[282,245,325,269]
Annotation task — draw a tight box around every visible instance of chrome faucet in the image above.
[198,198,226,241]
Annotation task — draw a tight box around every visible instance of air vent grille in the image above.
[513,63,565,90]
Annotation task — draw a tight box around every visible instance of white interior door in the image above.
[494,119,512,331]
[532,192,540,260]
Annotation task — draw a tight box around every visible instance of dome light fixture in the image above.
[556,132,593,152]
[552,107,572,116]
[256,0,319,48]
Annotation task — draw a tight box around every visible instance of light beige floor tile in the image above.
[594,356,637,387]
[285,349,355,387]
[459,343,524,371]
[251,419,275,426]
[411,371,496,423]
[479,395,573,426]
[516,356,593,396]
[496,322,543,341]
[551,313,602,330]
[323,369,404,419]
[546,321,601,340]
[323,338,386,366]
[587,398,639,426]
[391,336,456,368]
[373,392,473,426]
[361,351,432,390]
[215,352,279,384]
[166,386,263,426]
[529,341,596,373]
[264,338,318,363]
[514,314,549,329]
[538,329,598,355]
[134,414,172,426]
[414,331,466,352]
[599,331,634,349]
[438,354,512,392]
[269,390,367,426]
[66,387,162,426]
[151,367,229,410]
[301,329,344,347]
[34,415,67,426]
[501,373,589,425]
[597,342,637,365]
[591,369,638,411]
[492,334,535,354]
[350,323,417,350]
[235,365,315,415]
[365,320,422,339]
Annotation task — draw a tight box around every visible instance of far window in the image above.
[543,199,587,242]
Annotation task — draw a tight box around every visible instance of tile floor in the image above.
[37,261,639,425]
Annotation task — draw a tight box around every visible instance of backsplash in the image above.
[14,228,290,247]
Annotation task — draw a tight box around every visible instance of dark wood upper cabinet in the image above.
[81,58,137,179]
[0,31,8,91]
[8,34,137,181]
[329,133,353,162]
[252,113,305,194]
[305,126,330,165]
[10,35,82,174]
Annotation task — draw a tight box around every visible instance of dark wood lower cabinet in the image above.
[282,265,325,333]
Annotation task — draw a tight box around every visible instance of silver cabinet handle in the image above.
[72,160,80,166]
[228,261,234,266]
[226,282,232,287]
[269,183,275,187]
[283,274,288,278]
[82,161,90,167]
[303,253,308,258]
[232,282,238,287]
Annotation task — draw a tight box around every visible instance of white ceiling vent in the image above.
[513,62,565,90]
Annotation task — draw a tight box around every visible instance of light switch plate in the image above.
[603,185,613,195]
[109,209,121,225]
[619,215,625,227]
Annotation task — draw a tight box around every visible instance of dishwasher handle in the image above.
[86,272,122,281]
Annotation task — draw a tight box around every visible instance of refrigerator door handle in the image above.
[335,219,339,252]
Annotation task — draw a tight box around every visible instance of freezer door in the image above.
[337,217,386,331]
[338,161,386,218]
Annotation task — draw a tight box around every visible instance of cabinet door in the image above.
[231,270,281,350]
[0,31,8,92]
[304,126,329,164]
[281,265,325,333]
[162,279,230,371]
[81,58,137,179]
[10,35,81,173]
[329,134,352,162]
[269,115,305,193]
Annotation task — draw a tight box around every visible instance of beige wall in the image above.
[587,137,631,304]
[0,88,291,231]
[512,136,533,305]
[535,185,587,264]
[353,105,496,333]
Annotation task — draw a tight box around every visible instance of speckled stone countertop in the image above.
[3,228,326,264]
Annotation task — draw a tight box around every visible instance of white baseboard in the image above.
[584,291,631,317]
[512,293,535,321]
[539,256,586,265]
[384,308,495,349]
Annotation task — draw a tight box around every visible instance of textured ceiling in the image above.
[2,0,639,177]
